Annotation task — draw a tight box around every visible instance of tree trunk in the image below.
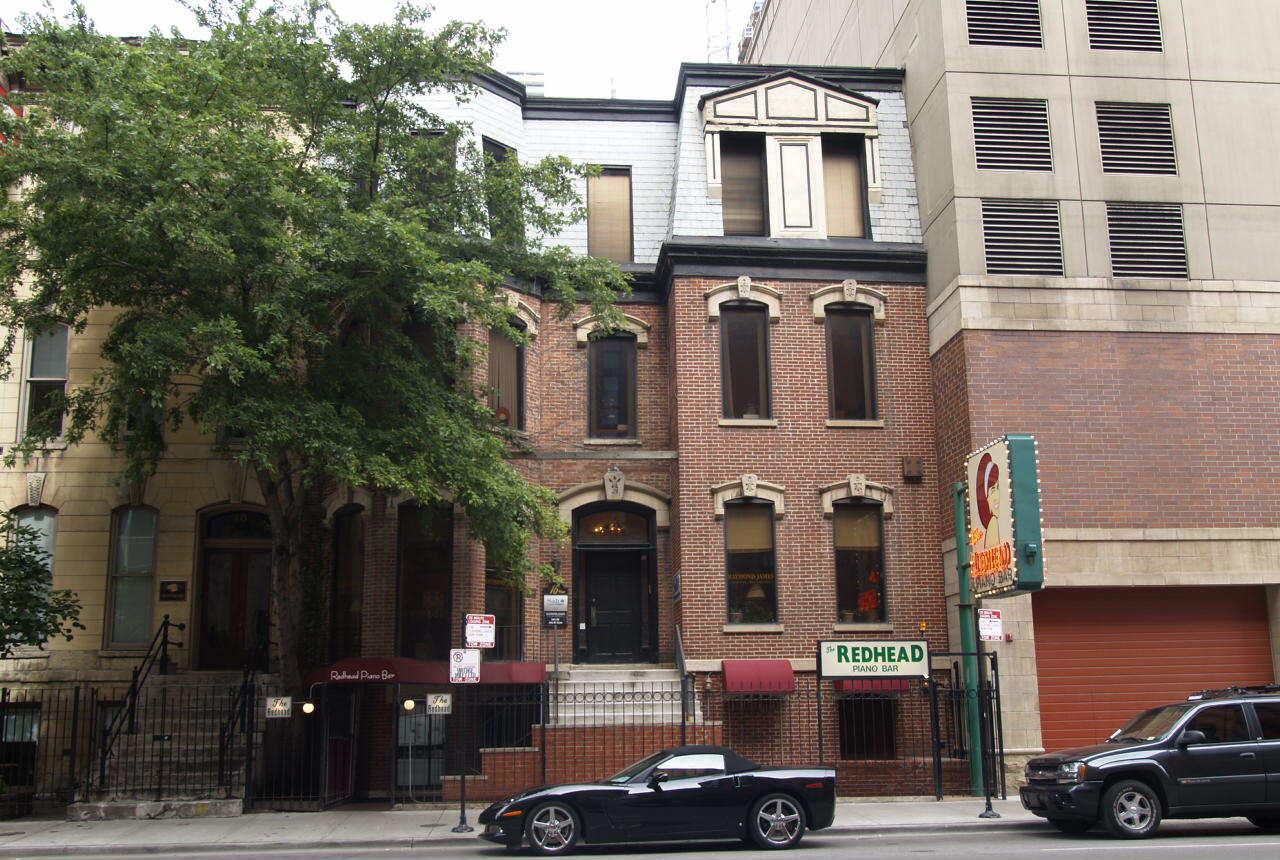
[257,467,306,687]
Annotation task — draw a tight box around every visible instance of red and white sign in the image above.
[978,608,1003,642]
[449,648,481,683]
[465,613,496,649]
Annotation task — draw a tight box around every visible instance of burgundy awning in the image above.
[305,657,546,687]
[722,659,795,695]
[833,678,911,694]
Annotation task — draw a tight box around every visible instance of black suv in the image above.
[1020,685,1280,838]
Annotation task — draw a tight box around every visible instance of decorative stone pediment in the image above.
[711,474,786,518]
[558,470,670,527]
[809,280,887,322]
[819,475,895,518]
[573,312,650,347]
[704,276,782,321]
[500,290,541,338]
[699,71,879,135]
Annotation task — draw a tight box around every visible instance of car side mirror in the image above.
[648,770,670,788]
[1178,729,1207,747]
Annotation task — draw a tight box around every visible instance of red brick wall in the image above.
[932,330,1280,531]
[669,277,948,661]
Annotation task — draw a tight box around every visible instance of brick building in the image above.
[744,0,1280,773]
[1,62,947,803]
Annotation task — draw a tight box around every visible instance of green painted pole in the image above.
[954,481,985,796]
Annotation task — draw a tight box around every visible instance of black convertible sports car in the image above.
[478,745,836,855]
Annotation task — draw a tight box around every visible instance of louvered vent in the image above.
[972,98,1052,171]
[1096,102,1176,174]
[1086,0,1163,51]
[1106,202,1187,278]
[981,199,1064,276]
[966,0,1044,48]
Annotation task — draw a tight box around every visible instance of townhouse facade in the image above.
[2,59,957,802]
[744,0,1280,767]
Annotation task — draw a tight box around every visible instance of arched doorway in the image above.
[196,507,272,670]
[573,502,657,663]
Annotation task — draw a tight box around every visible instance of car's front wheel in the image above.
[1049,818,1093,835]
[748,793,806,850]
[525,802,580,856]
[1247,814,1280,832]
[1101,779,1161,839]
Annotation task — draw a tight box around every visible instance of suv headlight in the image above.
[1055,761,1088,784]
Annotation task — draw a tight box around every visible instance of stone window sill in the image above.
[825,419,885,429]
[583,438,641,446]
[832,622,895,633]
[722,623,784,634]
[718,418,778,428]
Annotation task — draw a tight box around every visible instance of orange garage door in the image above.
[1033,586,1274,751]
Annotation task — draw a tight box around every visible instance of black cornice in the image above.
[522,98,675,122]
[654,236,926,288]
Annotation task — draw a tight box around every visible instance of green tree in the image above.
[0,512,83,658]
[0,1,628,679]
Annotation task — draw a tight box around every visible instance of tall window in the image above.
[822,135,866,238]
[588,335,636,438]
[587,167,633,263]
[721,132,767,236]
[826,307,876,420]
[720,303,771,420]
[488,325,524,430]
[106,506,157,649]
[725,501,777,624]
[483,137,523,243]
[23,327,69,438]
[834,502,885,623]
[485,572,522,661]
[398,503,452,660]
[330,506,364,660]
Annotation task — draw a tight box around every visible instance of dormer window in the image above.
[701,72,882,241]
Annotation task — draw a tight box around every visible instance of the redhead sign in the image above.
[965,434,1045,599]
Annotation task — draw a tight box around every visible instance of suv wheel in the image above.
[1101,779,1161,839]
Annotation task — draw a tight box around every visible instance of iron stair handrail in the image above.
[96,614,185,790]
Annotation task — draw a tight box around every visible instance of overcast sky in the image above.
[4,0,761,99]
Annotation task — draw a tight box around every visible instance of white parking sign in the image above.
[449,648,481,684]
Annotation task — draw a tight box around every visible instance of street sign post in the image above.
[542,593,568,628]
[449,648,480,683]
[464,614,496,649]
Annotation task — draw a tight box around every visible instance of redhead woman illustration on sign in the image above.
[975,452,1002,550]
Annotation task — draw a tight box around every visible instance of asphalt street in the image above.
[26,819,1280,860]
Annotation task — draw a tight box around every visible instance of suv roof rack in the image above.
[1187,684,1280,701]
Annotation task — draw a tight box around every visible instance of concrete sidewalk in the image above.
[0,799,1036,856]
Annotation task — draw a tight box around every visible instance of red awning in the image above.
[833,678,911,694]
[305,657,546,687]
[722,659,795,695]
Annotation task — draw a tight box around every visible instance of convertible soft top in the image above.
[664,744,760,774]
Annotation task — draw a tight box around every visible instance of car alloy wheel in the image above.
[526,802,579,855]
[1101,779,1161,839]
[750,793,805,849]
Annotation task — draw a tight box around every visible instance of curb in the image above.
[0,819,1043,856]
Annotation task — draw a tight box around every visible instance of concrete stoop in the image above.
[66,798,242,821]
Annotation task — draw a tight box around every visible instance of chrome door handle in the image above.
[1240,752,1257,758]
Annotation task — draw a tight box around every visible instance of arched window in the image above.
[106,506,157,649]
[724,500,777,624]
[13,505,57,570]
[834,501,886,623]
[588,334,637,439]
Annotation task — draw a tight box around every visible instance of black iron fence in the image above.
[1,653,1004,816]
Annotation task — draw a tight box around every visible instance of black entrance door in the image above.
[584,551,644,662]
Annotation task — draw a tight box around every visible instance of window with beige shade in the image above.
[725,500,777,624]
[834,502,885,623]
[720,132,768,236]
[822,135,866,238]
[720,303,771,420]
[826,306,876,420]
[587,168,633,263]
[488,323,524,430]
